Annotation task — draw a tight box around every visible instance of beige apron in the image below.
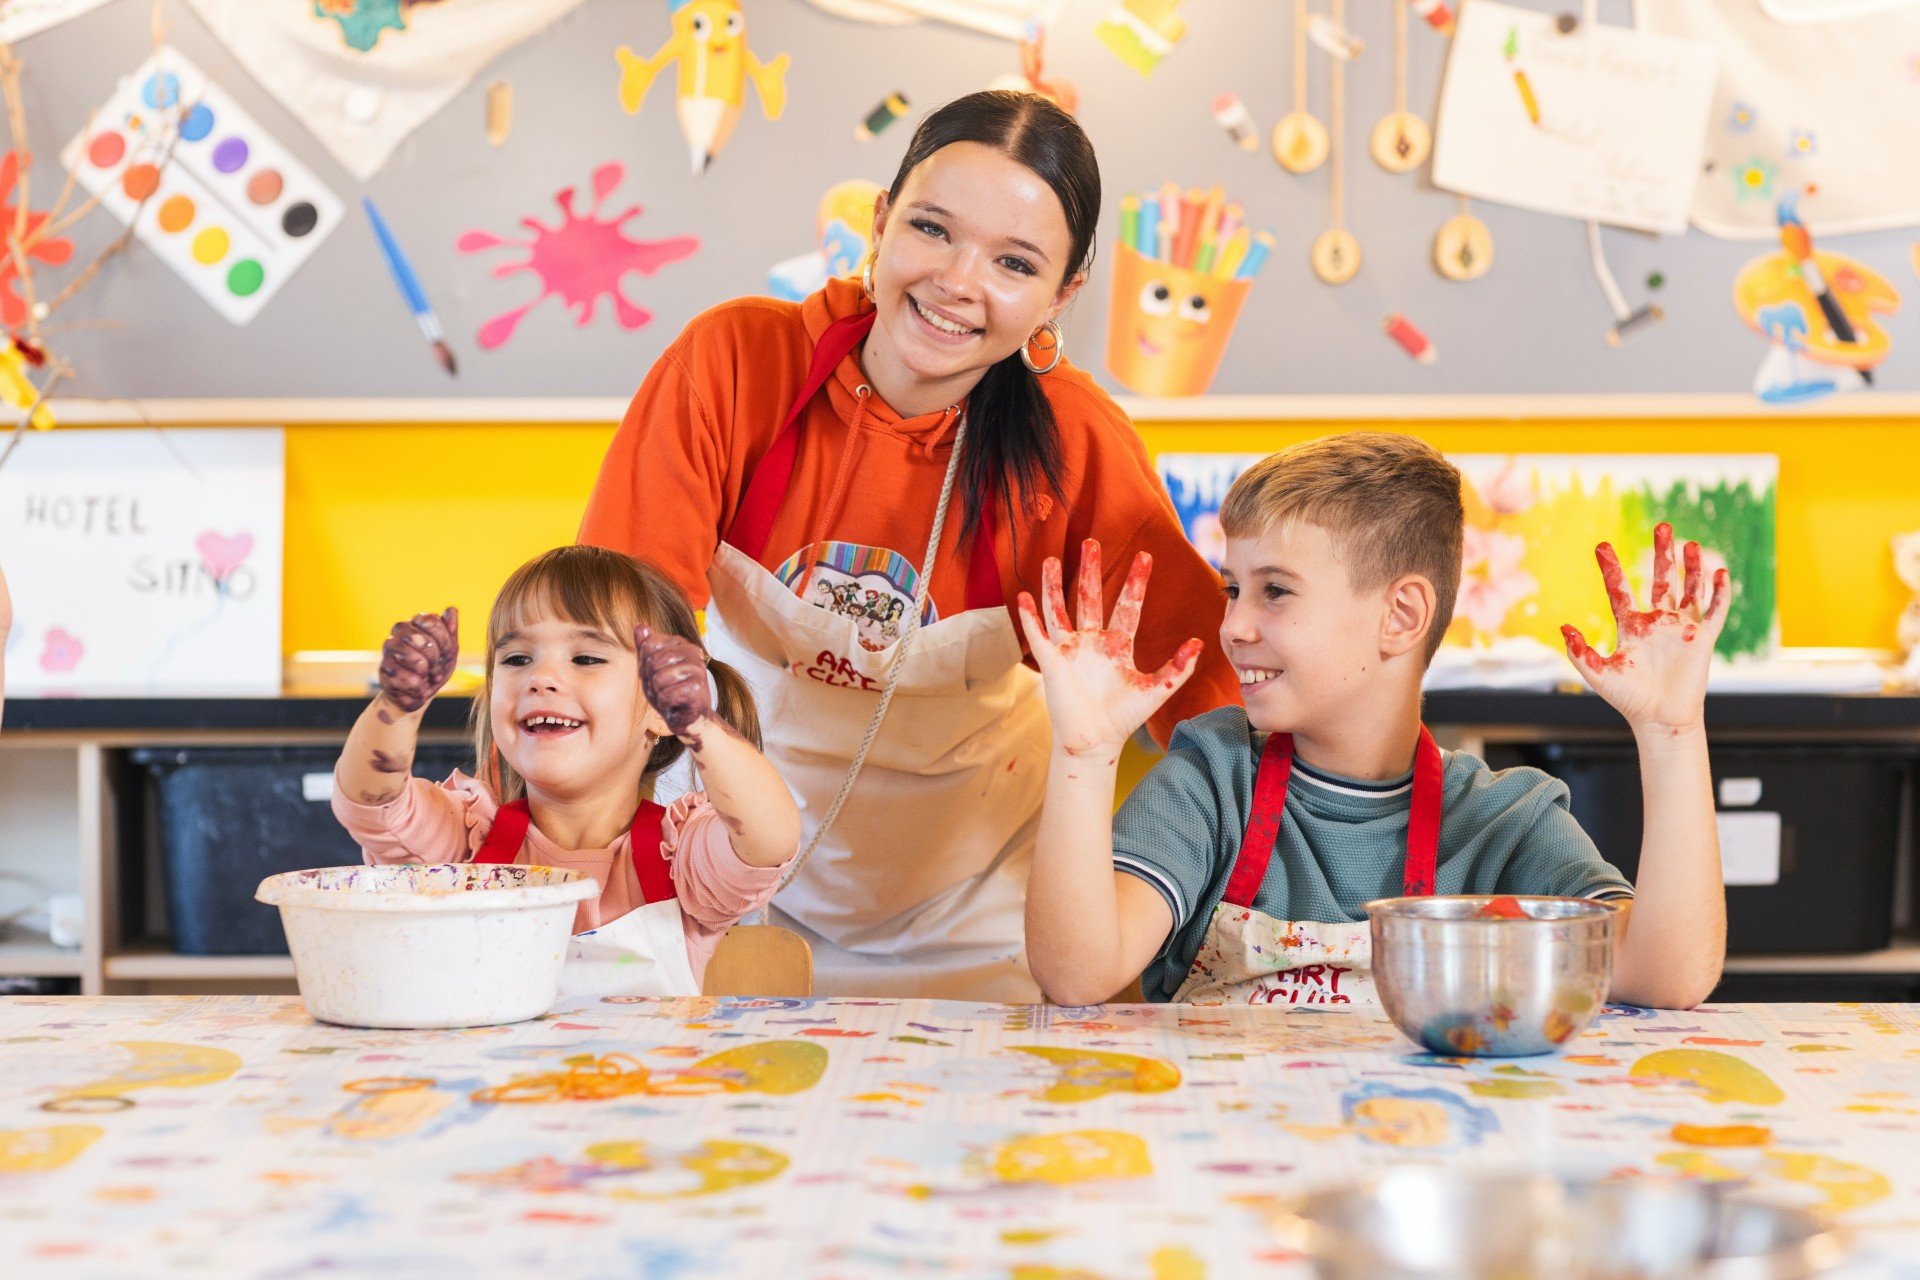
[702,309,1050,1001]
[1173,727,1444,1008]
[474,799,700,1000]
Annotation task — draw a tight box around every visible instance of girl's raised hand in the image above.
[1017,539,1203,758]
[1560,522,1730,733]
[377,608,458,713]
[636,625,713,741]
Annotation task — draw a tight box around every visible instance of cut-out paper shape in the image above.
[182,0,590,180]
[60,48,344,325]
[0,339,55,431]
[1094,0,1189,76]
[0,0,115,43]
[766,179,882,303]
[310,0,450,53]
[985,22,1079,113]
[1105,184,1267,396]
[0,152,73,328]
[615,0,790,175]
[457,163,699,350]
[1734,192,1900,404]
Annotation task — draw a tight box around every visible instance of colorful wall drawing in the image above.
[1156,452,1780,662]
[616,0,791,175]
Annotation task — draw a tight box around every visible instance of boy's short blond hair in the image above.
[1219,432,1464,662]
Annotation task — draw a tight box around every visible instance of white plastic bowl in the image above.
[256,864,598,1029]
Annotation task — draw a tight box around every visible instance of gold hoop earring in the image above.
[1021,320,1063,374]
[860,250,876,300]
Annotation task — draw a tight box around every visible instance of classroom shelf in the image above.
[105,946,295,982]
[0,931,84,977]
[3,691,1918,997]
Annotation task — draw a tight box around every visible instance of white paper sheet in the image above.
[0,428,283,696]
[1433,0,1720,234]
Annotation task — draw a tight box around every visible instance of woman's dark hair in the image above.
[884,90,1101,540]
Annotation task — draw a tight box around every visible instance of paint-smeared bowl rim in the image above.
[256,864,599,913]
[1364,894,1626,923]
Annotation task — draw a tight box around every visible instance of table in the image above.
[5,996,1920,1278]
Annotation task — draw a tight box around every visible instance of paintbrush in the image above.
[363,197,457,376]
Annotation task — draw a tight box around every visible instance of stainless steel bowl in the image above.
[1366,895,1621,1057]
[1278,1170,1847,1280]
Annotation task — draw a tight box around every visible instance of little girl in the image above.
[331,545,802,999]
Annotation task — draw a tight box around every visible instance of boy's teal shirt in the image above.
[1115,707,1633,1002]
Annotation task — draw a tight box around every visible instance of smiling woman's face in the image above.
[862,141,1082,409]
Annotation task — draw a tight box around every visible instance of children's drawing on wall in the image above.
[1105,184,1268,397]
[0,428,284,696]
[616,0,790,175]
[1734,192,1900,405]
[767,179,882,302]
[60,48,345,326]
[1094,0,1188,76]
[181,0,590,180]
[1157,453,1780,666]
[456,163,698,350]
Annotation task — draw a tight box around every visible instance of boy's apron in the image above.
[702,309,1049,1002]
[1173,727,1444,1008]
[473,798,700,999]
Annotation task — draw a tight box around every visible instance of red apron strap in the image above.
[1223,731,1293,907]
[473,799,532,865]
[1402,726,1444,897]
[628,800,675,905]
[725,310,876,562]
[1223,725,1445,908]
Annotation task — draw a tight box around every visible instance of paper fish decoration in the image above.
[616,0,790,175]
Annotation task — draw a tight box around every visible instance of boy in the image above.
[1019,433,1729,1010]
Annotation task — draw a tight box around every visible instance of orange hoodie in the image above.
[579,277,1240,745]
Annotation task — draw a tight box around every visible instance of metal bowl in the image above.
[1277,1170,1847,1280]
[1366,895,1621,1057]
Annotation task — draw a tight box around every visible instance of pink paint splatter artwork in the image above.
[40,627,83,674]
[0,151,75,328]
[456,163,698,350]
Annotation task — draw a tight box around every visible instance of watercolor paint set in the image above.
[60,47,342,325]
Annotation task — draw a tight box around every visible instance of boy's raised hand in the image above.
[377,608,458,713]
[1561,522,1729,732]
[1018,539,1203,757]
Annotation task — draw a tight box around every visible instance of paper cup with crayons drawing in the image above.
[1104,185,1268,397]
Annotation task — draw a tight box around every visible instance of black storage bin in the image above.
[1530,742,1917,955]
[133,744,474,955]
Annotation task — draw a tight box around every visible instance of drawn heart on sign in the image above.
[195,531,254,584]
[40,627,82,673]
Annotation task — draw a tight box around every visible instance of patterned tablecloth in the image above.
[4,996,1920,1278]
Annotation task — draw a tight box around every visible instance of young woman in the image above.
[581,91,1238,1001]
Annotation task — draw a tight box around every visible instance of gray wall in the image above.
[24,0,1920,400]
